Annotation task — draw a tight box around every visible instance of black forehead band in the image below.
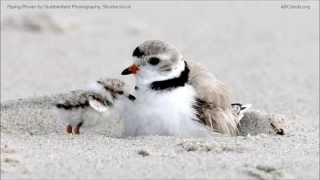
[132,47,145,58]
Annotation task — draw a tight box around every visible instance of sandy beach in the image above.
[1,1,319,179]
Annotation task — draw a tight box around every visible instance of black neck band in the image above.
[150,61,189,91]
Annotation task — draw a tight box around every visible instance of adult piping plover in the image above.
[121,40,250,136]
[55,78,135,134]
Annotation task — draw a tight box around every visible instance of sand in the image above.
[1,1,319,179]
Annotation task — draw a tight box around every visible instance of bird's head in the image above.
[121,40,185,84]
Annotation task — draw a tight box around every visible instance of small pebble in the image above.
[137,150,149,157]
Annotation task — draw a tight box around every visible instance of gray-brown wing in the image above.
[187,61,239,135]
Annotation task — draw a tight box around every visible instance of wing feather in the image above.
[188,61,239,135]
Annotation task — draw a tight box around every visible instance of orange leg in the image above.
[73,126,80,135]
[73,122,83,135]
[65,125,72,134]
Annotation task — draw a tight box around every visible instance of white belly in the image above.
[122,85,209,137]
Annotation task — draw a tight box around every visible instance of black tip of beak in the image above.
[121,68,131,75]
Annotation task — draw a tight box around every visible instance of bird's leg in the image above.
[73,127,80,135]
[65,124,72,134]
[73,122,83,135]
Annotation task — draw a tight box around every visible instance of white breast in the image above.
[121,85,210,137]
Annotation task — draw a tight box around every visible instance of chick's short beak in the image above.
[121,64,139,75]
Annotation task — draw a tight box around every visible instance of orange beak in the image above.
[121,64,139,75]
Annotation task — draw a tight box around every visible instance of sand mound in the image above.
[0,92,123,136]
[1,92,292,137]
[0,98,301,179]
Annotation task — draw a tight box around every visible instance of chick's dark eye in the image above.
[148,57,160,65]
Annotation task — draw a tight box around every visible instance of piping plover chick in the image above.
[121,40,250,136]
[231,103,252,121]
[55,78,135,134]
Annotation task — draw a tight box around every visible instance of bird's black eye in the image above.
[148,57,160,65]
